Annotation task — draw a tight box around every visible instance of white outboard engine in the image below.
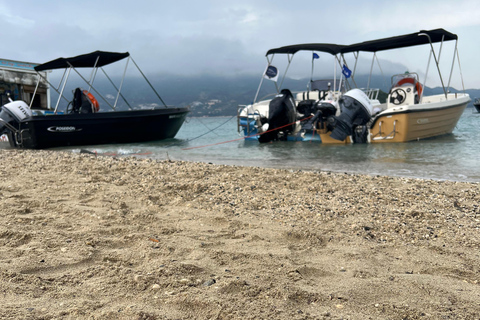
[327,89,373,142]
[0,101,33,134]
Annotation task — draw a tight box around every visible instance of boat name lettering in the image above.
[18,106,30,117]
[417,119,429,124]
[169,114,183,119]
[47,126,81,132]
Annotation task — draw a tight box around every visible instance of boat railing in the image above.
[371,120,397,141]
[0,118,19,135]
[360,88,380,101]
[0,118,27,147]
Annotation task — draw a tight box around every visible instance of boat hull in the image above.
[474,103,480,113]
[8,108,189,149]
[369,95,468,143]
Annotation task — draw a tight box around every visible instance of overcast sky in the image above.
[2,0,480,88]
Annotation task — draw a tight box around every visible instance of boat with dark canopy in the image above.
[238,29,470,143]
[0,51,189,149]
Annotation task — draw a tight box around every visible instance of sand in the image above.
[0,149,479,319]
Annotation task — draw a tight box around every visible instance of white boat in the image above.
[237,29,470,144]
[238,44,349,143]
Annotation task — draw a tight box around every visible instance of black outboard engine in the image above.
[258,89,296,143]
[327,89,373,143]
[0,101,33,135]
[300,102,337,132]
[296,100,317,121]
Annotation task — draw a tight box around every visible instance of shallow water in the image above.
[45,108,479,183]
[0,106,462,182]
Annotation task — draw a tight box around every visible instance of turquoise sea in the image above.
[56,108,480,183]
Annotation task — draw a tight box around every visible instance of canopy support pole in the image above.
[54,67,72,114]
[341,54,356,89]
[130,57,168,108]
[446,39,458,93]
[87,56,100,92]
[367,53,376,90]
[455,46,466,92]
[67,62,115,110]
[34,71,70,110]
[100,67,132,110]
[29,75,41,108]
[278,54,293,91]
[112,56,131,110]
[253,55,273,104]
[419,33,447,99]
[421,50,433,103]
[310,52,316,86]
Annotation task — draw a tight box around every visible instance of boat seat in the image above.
[296,79,343,102]
[296,90,321,101]
[70,88,98,114]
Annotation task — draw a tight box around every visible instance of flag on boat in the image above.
[263,65,279,82]
[342,64,352,78]
[313,53,319,59]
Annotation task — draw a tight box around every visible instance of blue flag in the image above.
[313,53,319,59]
[342,64,352,78]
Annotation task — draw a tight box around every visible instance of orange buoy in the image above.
[83,90,99,112]
[395,77,423,97]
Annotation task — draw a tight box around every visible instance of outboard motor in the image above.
[258,89,296,143]
[327,89,373,142]
[0,101,33,135]
[300,102,337,132]
[296,100,317,121]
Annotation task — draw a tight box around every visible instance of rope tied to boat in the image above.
[181,115,314,150]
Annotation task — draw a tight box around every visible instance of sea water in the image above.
[49,108,480,183]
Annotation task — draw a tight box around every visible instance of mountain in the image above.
[51,74,479,117]
[153,74,479,116]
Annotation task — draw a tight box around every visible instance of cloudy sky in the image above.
[2,0,480,88]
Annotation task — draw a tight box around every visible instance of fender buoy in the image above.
[395,77,423,97]
[83,90,99,112]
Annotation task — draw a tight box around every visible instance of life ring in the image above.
[83,90,100,112]
[395,77,423,97]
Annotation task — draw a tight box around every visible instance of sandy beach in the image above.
[0,149,479,319]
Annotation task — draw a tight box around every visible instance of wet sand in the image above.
[1,149,479,319]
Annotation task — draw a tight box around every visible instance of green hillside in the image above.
[50,74,479,117]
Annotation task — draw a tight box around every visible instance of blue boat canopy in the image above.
[34,51,130,71]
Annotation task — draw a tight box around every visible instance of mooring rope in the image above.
[181,115,313,150]
[164,114,237,148]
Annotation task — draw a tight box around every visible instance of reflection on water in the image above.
[155,110,480,182]
[3,110,480,182]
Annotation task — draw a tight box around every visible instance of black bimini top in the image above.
[265,29,458,57]
[342,29,458,53]
[34,51,130,71]
[266,43,347,56]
